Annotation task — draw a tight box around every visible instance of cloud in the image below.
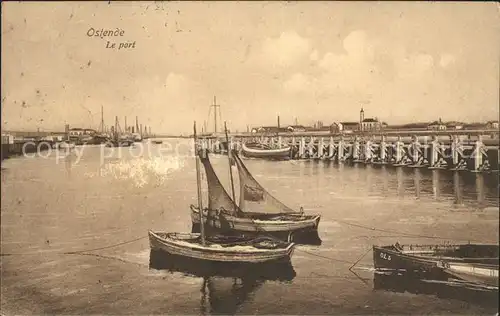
[282,30,445,99]
[396,53,434,79]
[314,30,380,94]
[259,31,312,67]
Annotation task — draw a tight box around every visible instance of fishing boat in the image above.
[148,121,295,264]
[373,243,499,284]
[191,124,321,243]
[105,116,134,147]
[241,142,291,160]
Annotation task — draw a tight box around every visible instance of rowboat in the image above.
[438,261,499,288]
[191,146,321,243]
[149,120,296,264]
[149,231,294,263]
[149,244,296,280]
[241,142,291,160]
[373,243,499,286]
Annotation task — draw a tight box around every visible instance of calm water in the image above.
[1,139,499,315]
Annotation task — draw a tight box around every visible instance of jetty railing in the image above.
[198,130,500,173]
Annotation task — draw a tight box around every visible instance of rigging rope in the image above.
[330,218,492,243]
[0,236,147,257]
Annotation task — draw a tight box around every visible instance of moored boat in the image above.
[438,261,499,288]
[191,122,321,244]
[373,242,499,285]
[241,142,291,160]
[148,231,294,263]
[149,121,296,265]
[190,149,321,243]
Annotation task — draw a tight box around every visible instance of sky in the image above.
[2,1,499,134]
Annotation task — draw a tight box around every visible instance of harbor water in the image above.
[1,139,498,315]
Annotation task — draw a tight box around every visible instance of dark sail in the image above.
[199,152,242,217]
[232,151,297,214]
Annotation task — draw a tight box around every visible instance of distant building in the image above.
[286,125,307,132]
[41,135,65,142]
[446,122,464,130]
[361,118,382,131]
[464,123,487,130]
[487,121,499,130]
[69,128,97,137]
[1,133,14,145]
[338,122,360,132]
[428,119,447,131]
[359,108,382,131]
[251,126,288,134]
[388,123,429,130]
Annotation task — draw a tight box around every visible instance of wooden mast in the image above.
[224,121,237,213]
[115,116,119,142]
[193,121,205,245]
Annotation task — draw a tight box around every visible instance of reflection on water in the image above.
[373,272,499,308]
[149,250,296,315]
[200,276,265,315]
[294,160,498,210]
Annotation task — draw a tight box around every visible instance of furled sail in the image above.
[199,152,242,217]
[232,151,297,214]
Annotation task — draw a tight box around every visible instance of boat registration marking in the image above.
[380,252,392,261]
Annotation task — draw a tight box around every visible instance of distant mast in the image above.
[99,105,105,134]
[209,96,220,134]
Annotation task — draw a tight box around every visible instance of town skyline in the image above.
[2,2,499,134]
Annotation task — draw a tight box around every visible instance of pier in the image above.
[199,130,500,173]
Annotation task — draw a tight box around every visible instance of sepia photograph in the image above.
[1,1,499,315]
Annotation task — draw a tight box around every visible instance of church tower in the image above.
[359,107,365,131]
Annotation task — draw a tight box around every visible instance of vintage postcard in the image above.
[1,1,499,315]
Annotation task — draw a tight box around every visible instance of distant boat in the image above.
[132,133,142,142]
[149,121,295,264]
[373,243,499,288]
[152,139,163,144]
[241,142,291,160]
[439,261,499,288]
[105,116,134,147]
[105,140,133,147]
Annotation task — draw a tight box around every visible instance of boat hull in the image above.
[373,246,442,274]
[443,262,499,288]
[148,231,294,264]
[373,244,500,287]
[241,143,291,160]
[190,207,320,233]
